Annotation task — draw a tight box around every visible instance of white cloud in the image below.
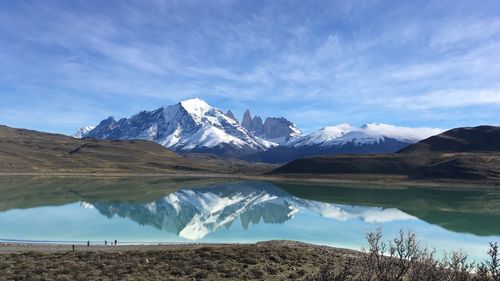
[2,1,500,132]
[372,89,500,110]
[359,123,443,140]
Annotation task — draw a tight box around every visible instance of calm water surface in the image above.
[1,177,499,262]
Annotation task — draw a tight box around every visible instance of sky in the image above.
[1,0,500,135]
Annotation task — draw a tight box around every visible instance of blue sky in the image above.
[1,0,500,135]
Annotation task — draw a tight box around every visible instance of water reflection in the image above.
[88,182,415,240]
[1,177,500,261]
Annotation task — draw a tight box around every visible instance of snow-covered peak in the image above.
[86,98,274,156]
[71,126,95,138]
[179,98,212,117]
[287,123,442,147]
[311,124,352,139]
[287,123,352,147]
[288,123,303,138]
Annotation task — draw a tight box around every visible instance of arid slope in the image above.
[0,125,273,175]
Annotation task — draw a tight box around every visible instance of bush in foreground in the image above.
[308,227,500,281]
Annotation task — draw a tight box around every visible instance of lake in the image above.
[1,176,499,262]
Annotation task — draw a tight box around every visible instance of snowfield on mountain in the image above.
[78,98,443,160]
[287,123,443,148]
[72,126,95,139]
[85,98,276,157]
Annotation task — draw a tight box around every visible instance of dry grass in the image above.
[2,235,499,281]
[0,125,274,175]
[0,242,358,281]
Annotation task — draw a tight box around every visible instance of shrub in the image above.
[359,227,421,281]
[476,242,500,281]
[309,227,500,281]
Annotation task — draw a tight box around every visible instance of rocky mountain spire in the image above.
[250,116,264,135]
[241,110,265,136]
[225,110,238,123]
[240,110,302,144]
[241,110,252,129]
[263,117,301,140]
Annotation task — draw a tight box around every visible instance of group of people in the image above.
[103,240,118,246]
[71,240,118,251]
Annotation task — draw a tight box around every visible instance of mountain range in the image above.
[240,110,302,144]
[84,98,274,158]
[3,122,498,183]
[244,123,442,163]
[271,126,500,183]
[76,98,441,160]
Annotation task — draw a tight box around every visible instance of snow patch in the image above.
[288,123,352,147]
[288,123,442,147]
[86,98,272,155]
[72,126,95,138]
[180,98,211,119]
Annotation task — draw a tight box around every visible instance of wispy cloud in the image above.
[379,88,500,110]
[0,0,499,134]
[430,18,500,49]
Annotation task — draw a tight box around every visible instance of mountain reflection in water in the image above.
[1,178,500,261]
[87,182,415,240]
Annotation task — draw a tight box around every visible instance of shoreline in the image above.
[0,240,354,254]
[1,171,499,189]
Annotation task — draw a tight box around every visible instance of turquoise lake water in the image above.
[1,177,499,262]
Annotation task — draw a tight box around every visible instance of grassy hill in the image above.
[270,126,500,183]
[0,125,273,175]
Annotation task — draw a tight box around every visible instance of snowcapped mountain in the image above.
[75,98,442,161]
[288,123,442,148]
[287,123,352,147]
[240,110,302,144]
[85,98,275,157]
[71,126,95,139]
[88,181,414,240]
[244,123,443,164]
[225,110,238,123]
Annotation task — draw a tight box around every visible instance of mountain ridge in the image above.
[245,123,442,164]
[72,126,95,139]
[240,109,302,144]
[85,98,274,158]
[399,125,500,153]
[270,125,500,183]
[75,98,443,160]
